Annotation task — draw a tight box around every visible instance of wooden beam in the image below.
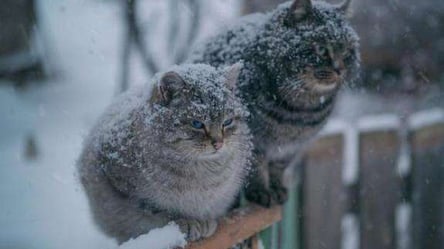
[185,205,282,249]
[303,134,345,249]
[411,122,444,249]
[251,234,259,249]
[359,130,400,249]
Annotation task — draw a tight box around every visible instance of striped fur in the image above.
[189,0,360,206]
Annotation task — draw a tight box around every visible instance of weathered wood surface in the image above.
[359,130,400,249]
[186,205,282,249]
[303,134,345,249]
[411,122,444,249]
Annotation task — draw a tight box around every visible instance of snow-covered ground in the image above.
[0,1,239,248]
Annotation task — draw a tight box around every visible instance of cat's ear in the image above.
[289,0,312,21]
[224,62,243,91]
[155,71,186,105]
[336,0,353,16]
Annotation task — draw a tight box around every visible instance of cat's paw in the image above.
[271,184,288,204]
[245,185,288,207]
[245,187,273,207]
[177,219,218,241]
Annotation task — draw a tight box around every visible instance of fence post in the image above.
[410,116,444,249]
[359,126,400,249]
[281,166,302,249]
[303,134,345,249]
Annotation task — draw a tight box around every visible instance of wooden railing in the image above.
[301,109,444,249]
[184,108,444,249]
[186,205,282,249]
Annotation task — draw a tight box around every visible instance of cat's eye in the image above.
[343,49,354,58]
[191,120,204,129]
[222,118,233,127]
[314,43,332,59]
[316,46,328,57]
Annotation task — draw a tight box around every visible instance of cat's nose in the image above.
[212,139,224,150]
[313,69,335,81]
[332,60,345,75]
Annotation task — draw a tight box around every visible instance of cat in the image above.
[188,0,360,206]
[77,63,252,243]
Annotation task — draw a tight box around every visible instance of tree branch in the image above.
[126,0,159,74]
[174,0,201,64]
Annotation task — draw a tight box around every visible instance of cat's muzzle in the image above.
[310,68,343,92]
[314,69,336,81]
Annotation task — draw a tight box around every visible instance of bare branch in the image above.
[168,0,180,53]
[118,0,201,93]
[174,0,201,64]
[118,25,132,93]
[126,0,159,74]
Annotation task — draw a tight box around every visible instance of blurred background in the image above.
[0,0,442,248]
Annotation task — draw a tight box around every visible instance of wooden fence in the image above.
[186,108,444,249]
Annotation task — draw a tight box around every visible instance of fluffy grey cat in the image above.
[189,0,360,206]
[78,63,252,243]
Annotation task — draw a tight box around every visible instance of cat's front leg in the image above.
[245,156,290,207]
[245,174,274,207]
[269,162,289,204]
[176,218,218,241]
[244,152,273,207]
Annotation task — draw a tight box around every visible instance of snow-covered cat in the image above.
[189,0,360,206]
[78,63,252,243]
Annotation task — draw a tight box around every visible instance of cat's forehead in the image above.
[180,95,237,123]
[188,75,228,102]
[183,76,237,119]
[305,25,358,49]
[174,65,230,102]
[270,2,358,51]
[308,2,358,43]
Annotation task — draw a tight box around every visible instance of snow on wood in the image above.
[395,203,412,249]
[357,114,401,132]
[408,108,444,130]
[396,126,412,178]
[341,214,359,249]
[320,118,348,135]
[319,119,359,185]
[323,109,444,136]
[343,122,359,186]
[319,109,443,185]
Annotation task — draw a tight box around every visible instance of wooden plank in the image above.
[281,177,301,249]
[298,161,306,249]
[411,123,444,249]
[359,130,400,249]
[396,123,413,249]
[186,205,282,249]
[303,134,345,249]
[260,224,273,249]
[251,234,259,249]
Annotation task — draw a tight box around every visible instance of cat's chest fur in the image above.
[144,156,244,219]
[251,110,325,160]
[95,80,251,220]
